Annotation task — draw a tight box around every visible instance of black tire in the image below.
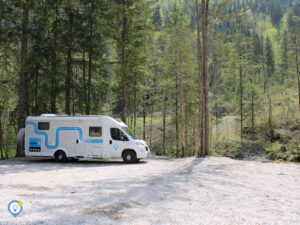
[122,150,137,163]
[55,151,67,163]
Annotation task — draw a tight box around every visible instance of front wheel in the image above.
[55,151,67,163]
[122,151,137,163]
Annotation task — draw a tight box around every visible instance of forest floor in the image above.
[0,156,300,225]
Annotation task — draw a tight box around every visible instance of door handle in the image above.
[109,140,112,144]
[76,139,79,144]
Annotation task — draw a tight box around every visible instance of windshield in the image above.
[122,127,137,140]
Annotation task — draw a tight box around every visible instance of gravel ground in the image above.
[0,156,300,225]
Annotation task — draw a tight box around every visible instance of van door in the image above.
[76,135,84,155]
[109,128,129,157]
[60,130,80,156]
[84,126,103,158]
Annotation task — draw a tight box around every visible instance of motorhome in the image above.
[23,114,150,163]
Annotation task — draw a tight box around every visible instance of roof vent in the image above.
[40,114,57,117]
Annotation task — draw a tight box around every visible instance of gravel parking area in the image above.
[0,156,300,225]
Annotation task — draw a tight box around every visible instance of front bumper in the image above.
[136,146,150,159]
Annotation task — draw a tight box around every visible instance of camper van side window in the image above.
[110,128,123,141]
[38,122,50,130]
[110,128,128,141]
[89,127,102,137]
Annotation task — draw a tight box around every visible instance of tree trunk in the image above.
[65,5,73,115]
[149,105,153,148]
[201,0,210,156]
[185,127,189,156]
[133,79,137,133]
[192,114,196,156]
[262,50,266,93]
[121,0,128,123]
[50,3,58,113]
[72,77,75,115]
[196,0,204,157]
[143,102,146,140]
[267,90,273,142]
[82,51,87,114]
[66,49,71,115]
[87,19,93,115]
[251,89,255,140]
[162,90,167,155]
[34,64,39,115]
[295,34,300,112]
[87,51,92,115]
[238,20,243,143]
[240,65,243,142]
[17,0,29,157]
[175,66,179,157]
[215,106,218,140]
[4,148,8,159]
[0,106,3,160]
[50,53,57,113]
[179,54,185,157]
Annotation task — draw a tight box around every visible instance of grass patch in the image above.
[212,141,243,159]
[1,149,16,159]
[266,131,300,162]
[212,140,266,160]
[7,150,16,158]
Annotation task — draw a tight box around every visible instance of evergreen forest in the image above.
[0,0,299,162]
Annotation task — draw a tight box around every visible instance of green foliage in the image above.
[212,141,243,159]
[0,0,299,160]
[267,132,300,162]
[265,36,275,78]
[153,4,162,30]
[270,0,283,27]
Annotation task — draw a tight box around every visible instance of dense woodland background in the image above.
[0,0,299,161]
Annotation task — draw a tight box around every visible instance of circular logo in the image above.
[8,200,23,217]
[114,144,118,150]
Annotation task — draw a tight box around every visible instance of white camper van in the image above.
[24,114,150,163]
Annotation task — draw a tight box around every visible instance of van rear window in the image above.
[38,122,50,130]
[89,127,102,137]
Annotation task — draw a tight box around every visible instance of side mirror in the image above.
[123,134,129,141]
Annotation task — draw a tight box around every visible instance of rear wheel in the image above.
[122,150,137,163]
[55,151,67,163]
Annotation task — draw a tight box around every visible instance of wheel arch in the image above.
[122,149,136,157]
[53,148,68,157]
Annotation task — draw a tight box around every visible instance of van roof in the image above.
[26,115,127,127]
